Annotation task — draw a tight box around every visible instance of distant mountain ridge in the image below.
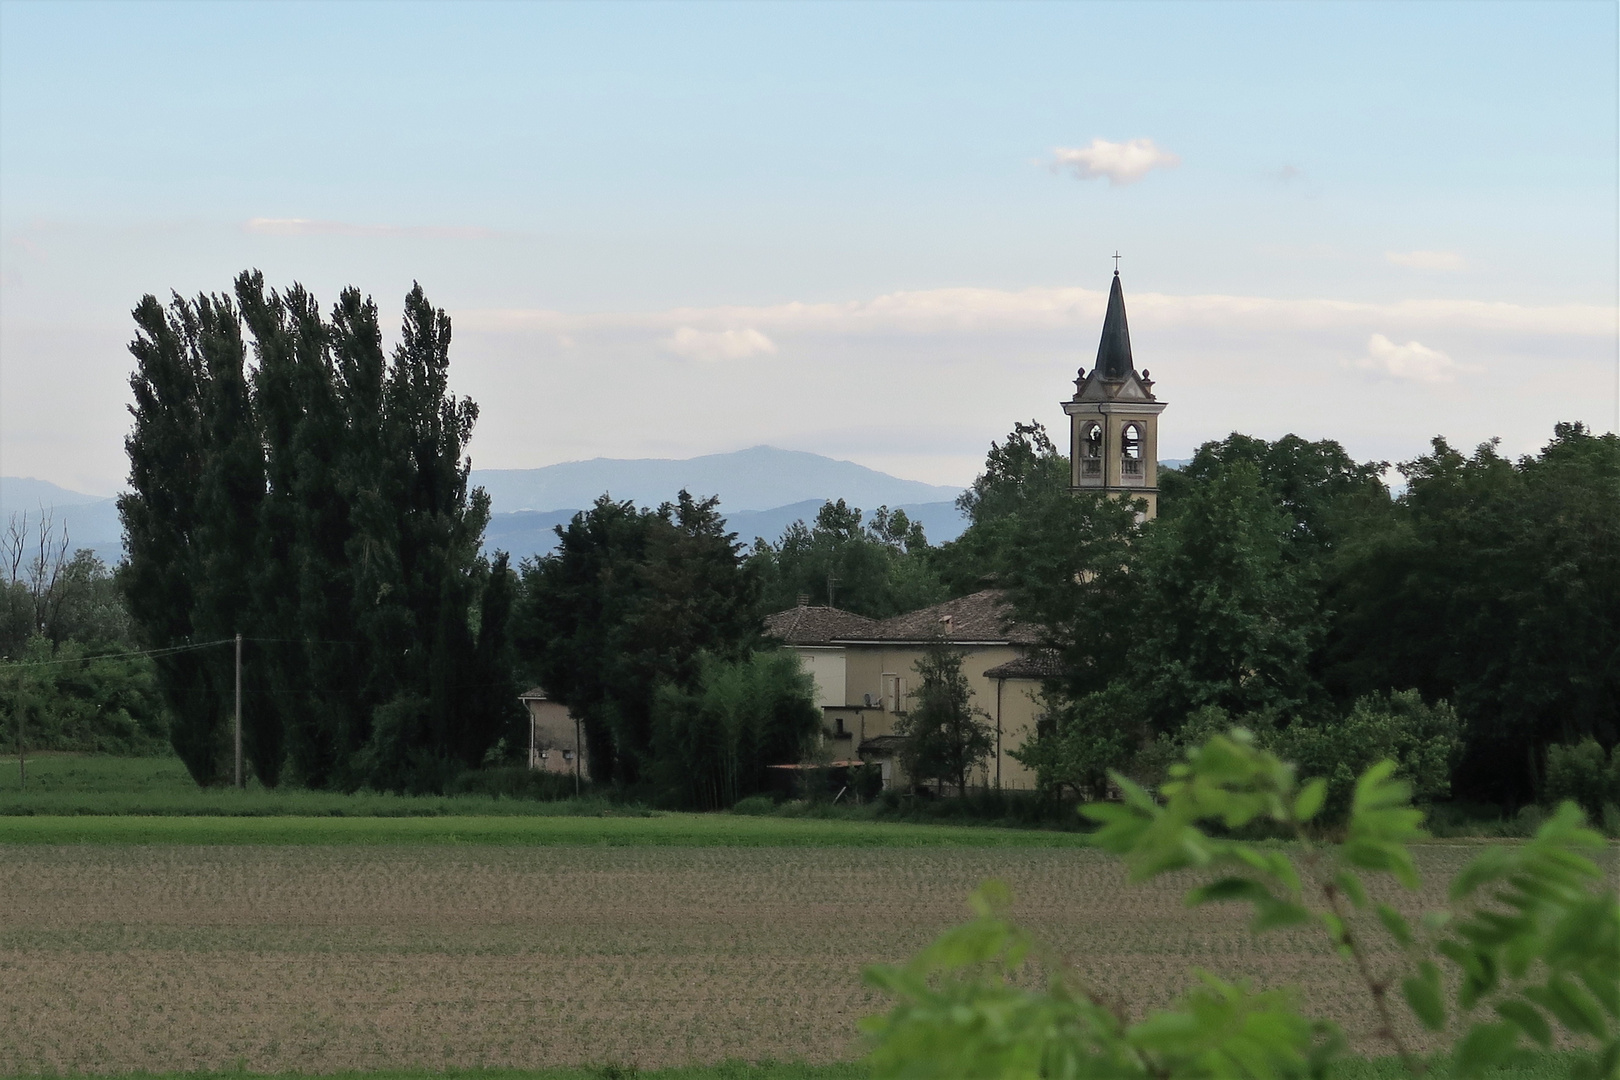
[471,446,961,515]
[2,447,969,565]
[0,477,123,566]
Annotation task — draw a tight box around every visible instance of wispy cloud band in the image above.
[458,285,1616,340]
[245,218,499,239]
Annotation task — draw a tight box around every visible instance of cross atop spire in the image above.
[1112,251,1121,274]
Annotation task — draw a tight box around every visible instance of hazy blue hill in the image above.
[0,477,110,508]
[471,445,962,514]
[0,477,123,565]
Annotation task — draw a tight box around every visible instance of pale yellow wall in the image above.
[985,678,1044,790]
[800,642,1047,791]
[526,698,585,776]
[790,646,848,708]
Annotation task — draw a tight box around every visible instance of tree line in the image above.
[6,270,1614,813]
[965,420,1618,809]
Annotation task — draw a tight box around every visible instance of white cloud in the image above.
[1352,333,1474,384]
[1051,138,1180,186]
[662,326,778,362]
[461,287,1615,340]
[244,218,497,239]
[1386,249,1468,271]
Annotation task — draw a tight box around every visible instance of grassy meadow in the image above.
[0,753,615,818]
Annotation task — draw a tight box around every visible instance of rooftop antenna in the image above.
[1113,251,1122,274]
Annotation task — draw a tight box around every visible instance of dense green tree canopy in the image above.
[750,499,945,618]
[1321,424,1619,801]
[515,491,762,786]
[934,421,1073,593]
[999,424,1616,810]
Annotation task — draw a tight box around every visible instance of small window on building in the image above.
[882,674,908,713]
[835,717,846,736]
[562,749,573,762]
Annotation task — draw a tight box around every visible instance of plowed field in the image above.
[0,843,1502,1073]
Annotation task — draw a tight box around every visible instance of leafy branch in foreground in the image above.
[862,730,1619,1080]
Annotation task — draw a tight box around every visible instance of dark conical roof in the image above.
[1094,272,1134,379]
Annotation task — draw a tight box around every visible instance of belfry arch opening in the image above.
[1081,423,1103,476]
[1121,423,1143,476]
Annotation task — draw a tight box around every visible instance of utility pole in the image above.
[234,633,243,790]
[15,700,24,792]
[573,714,582,796]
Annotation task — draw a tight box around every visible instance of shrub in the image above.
[449,766,583,801]
[649,650,822,809]
[1270,689,1461,820]
[0,637,169,756]
[730,795,776,816]
[863,730,1619,1080]
[1544,738,1619,818]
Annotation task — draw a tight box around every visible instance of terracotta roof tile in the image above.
[765,590,1038,647]
[982,650,1065,680]
[763,605,881,645]
[858,590,1036,645]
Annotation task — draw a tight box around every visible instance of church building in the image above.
[762,268,1167,792]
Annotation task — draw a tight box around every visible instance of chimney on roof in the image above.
[796,593,810,607]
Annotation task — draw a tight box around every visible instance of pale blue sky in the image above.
[2,1,1615,493]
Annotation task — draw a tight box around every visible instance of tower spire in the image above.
[1094,270,1134,379]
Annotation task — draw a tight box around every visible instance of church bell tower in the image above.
[1063,269,1166,519]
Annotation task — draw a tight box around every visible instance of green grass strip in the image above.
[0,811,1094,846]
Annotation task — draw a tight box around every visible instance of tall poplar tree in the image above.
[122,274,513,790]
[120,290,264,785]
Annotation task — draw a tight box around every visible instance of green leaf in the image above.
[1252,899,1312,932]
[1403,961,1446,1031]
[1185,876,1273,908]
[1547,976,1610,1039]
[1376,904,1414,947]
[1495,1000,1552,1048]
[1334,870,1368,910]
[1294,778,1327,823]
[1452,1021,1519,1080]
[968,879,1012,917]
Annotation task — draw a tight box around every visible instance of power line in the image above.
[0,638,237,671]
